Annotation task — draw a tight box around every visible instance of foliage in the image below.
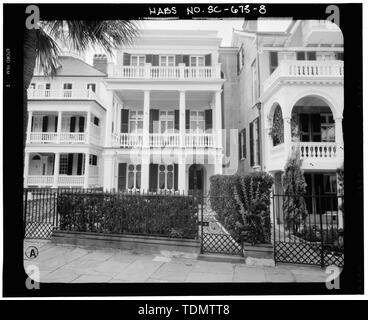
[209,172,274,245]
[337,164,344,214]
[269,106,284,146]
[282,150,308,233]
[58,192,198,239]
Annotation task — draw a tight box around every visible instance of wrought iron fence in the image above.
[273,193,344,267]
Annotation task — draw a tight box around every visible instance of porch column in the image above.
[24,152,30,188]
[104,91,114,147]
[178,152,186,194]
[334,117,344,160]
[179,91,186,147]
[102,154,114,191]
[141,152,150,192]
[214,153,223,175]
[53,152,60,188]
[143,90,150,147]
[283,116,292,158]
[86,111,91,144]
[83,152,90,188]
[26,111,33,143]
[214,90,222,149]
[57,111,62,143]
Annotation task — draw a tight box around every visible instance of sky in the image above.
[83,19,292,64]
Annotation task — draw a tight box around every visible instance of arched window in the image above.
[32,155,41,161]
[271,105,284,146]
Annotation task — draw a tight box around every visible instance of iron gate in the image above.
[273,193,344,267]
[199,196,243,256]
[23,188,59,239]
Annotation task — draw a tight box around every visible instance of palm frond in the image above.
[44,20,140,56]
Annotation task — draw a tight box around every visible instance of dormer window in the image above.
[190,56,205,67]
[63,83,72,98]
[131,55,145,66]
[160,55,175,67]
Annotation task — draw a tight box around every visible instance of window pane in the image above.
[161,122,166,133]
[167,121,174,130]
[128,172,134,189]
[167,165,173,171]
[159,172,165,189]
[167,172,173,190]
[136,172,141,189]
[159,165,165,171]
[198,121,205,131]
[190,111,196,117]
[190,57,196,66]
[198,111,205,119]
[128,164,135,171]
[136,165,141,171]
[137,121,143,131]
[198,57,205,66]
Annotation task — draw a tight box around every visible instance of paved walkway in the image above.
[24,240,328,283]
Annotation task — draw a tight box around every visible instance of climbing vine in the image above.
[269,105,284,146]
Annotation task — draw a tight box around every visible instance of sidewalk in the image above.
[24,240,328,283]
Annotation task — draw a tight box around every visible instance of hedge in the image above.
[209,172,274,245]
[58,192,198,239]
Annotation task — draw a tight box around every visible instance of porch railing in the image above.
[26,175,87,187]
[149,133,180,147]
[292,142,337,159]
[112,133,144,147]
[185,133,216,148]
[27,132,87,144]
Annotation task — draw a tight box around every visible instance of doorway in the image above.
[188,164,204,194]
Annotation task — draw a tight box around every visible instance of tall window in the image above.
[159,55,175,66]
[59,154,68,174]
[89,155,98,166]
[63,83,73,98]
[131,55,145,66]
[296,51,316,60]
[239,129,246,160]
[251,60,258,105]
[158,164,174,191]
[159,111,175,133]
[87,83,96,92]
[127,164,141,190]
[129,111,143,133]
[321,113,335,142]
[190,56,205,67]
[190,111,205,132]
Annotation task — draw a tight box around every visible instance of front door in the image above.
[188,164,203,194]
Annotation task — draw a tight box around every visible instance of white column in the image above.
[143,90,150,147]
[178,152,186,194]
[103,155,114,191]
[27,111,33,143]
[334,117,344,160]
[141,152,150,192]
[57,111,62,143]
[104,91,114,147]
[215,90,222,149]
[86,111,91,144]
[24,152,30,187]
[214,154,223,175]
[179,91,186,147]
[83,153,90,188]
[53,152,60,188]
[283,116,292,158]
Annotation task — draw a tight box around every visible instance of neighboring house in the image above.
[232,20,344,218]
[24,30,225,194]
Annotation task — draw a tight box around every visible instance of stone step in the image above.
[197,253,244,264]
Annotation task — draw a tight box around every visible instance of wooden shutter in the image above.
[120,109,129,133]
[174,164,178,191]
[152,55,159,66]
[149,164,158,192]
[70,116,76,132]
[238,131,242,160]
[67,154,73,175]
[174,110,179,131]
[118,163,127,191]
[42,116,48,132]
[175,55,183,66]
[183,55,190,66]
[205,54,212,66]
[77,153,83,175]
[149,109,159,133]
[185,110,190,130]
[249,122,254,167]
[296,52,305,60]
[256,118,261,165]
[270,51,278,73]
[242,129,247,159]
[205,109,212,130]
[146,54,153,64]
[236,51,240,75]
[78,117,85,133]
[123,53,131,66]
[307,51,316,61]
[54,116,58,131]
[311,113,321,142]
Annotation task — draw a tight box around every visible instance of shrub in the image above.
[209,172,274,245]
[58,192,198,239]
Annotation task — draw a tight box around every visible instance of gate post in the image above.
[23,189,28,238]
[200,192,204,254]
[318,189,325,268]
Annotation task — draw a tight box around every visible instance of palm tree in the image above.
[23,20,139,153]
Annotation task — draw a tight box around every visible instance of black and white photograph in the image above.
[1,1,364,301]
